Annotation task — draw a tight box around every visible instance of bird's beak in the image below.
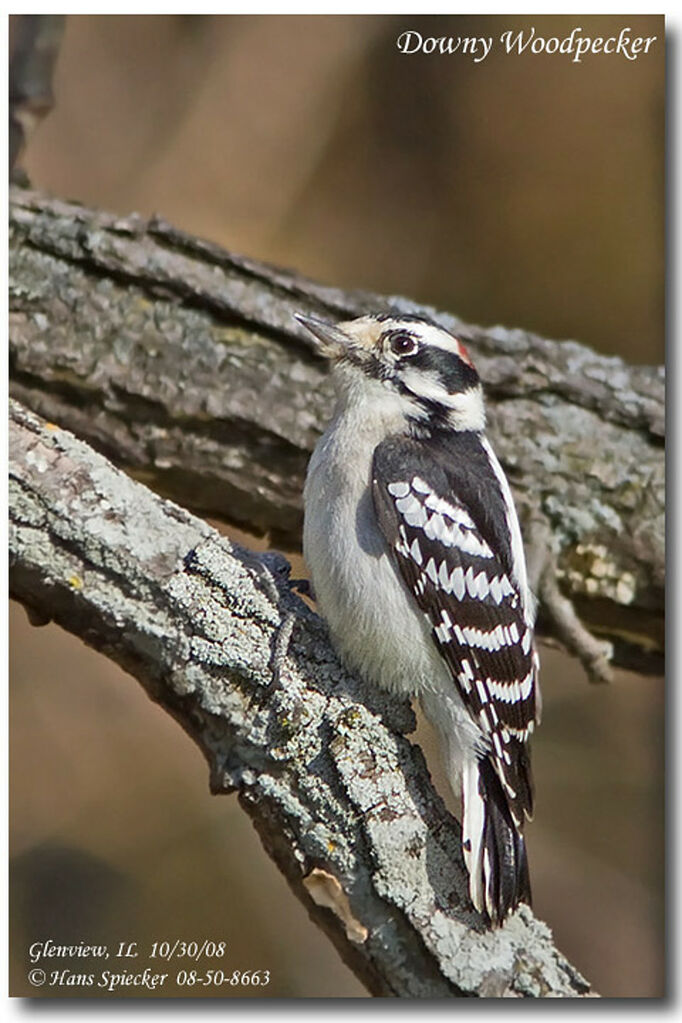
[294,314,352,359]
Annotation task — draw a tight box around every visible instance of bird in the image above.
[296,310,541,926]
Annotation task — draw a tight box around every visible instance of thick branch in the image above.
[9,399,592,998]
[9,187,664,673]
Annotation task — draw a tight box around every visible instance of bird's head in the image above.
[296,312,485,433]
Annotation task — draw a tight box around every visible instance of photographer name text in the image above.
[24,936,271,993]
[396,26,657,64]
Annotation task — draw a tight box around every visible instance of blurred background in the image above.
[10,13,664,998]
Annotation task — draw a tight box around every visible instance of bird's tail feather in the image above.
[462,756,531,925]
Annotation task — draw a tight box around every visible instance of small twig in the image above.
[255,550,292,607]
[524,507,614,685]
[9,14,65,178]
[269,609,296,687]
[253,550,300,687]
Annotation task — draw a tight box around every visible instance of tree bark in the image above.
[8,187,664,676]
[9,399,593,997]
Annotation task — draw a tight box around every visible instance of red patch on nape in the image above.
[456,339,476,369]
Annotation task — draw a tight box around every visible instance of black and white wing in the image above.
[372,431,539,919]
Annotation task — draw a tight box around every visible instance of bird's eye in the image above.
[388,332,419,358]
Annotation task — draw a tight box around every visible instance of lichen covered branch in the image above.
[9,399,593,998]
[8,188,664,675]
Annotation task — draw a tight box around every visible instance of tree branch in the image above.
[9,16,65,178]
[9,399,593,997]
[8,187,664,677]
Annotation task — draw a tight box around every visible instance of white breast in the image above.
[302,378,449,696]
[302,375,484,775]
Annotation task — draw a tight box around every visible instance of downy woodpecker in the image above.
[298,312,540,925]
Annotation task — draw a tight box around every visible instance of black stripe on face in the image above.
[393,388,452,430]
[340,348,388,381]
[405,344,480,393]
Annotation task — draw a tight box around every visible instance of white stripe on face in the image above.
[397,369,485,431]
